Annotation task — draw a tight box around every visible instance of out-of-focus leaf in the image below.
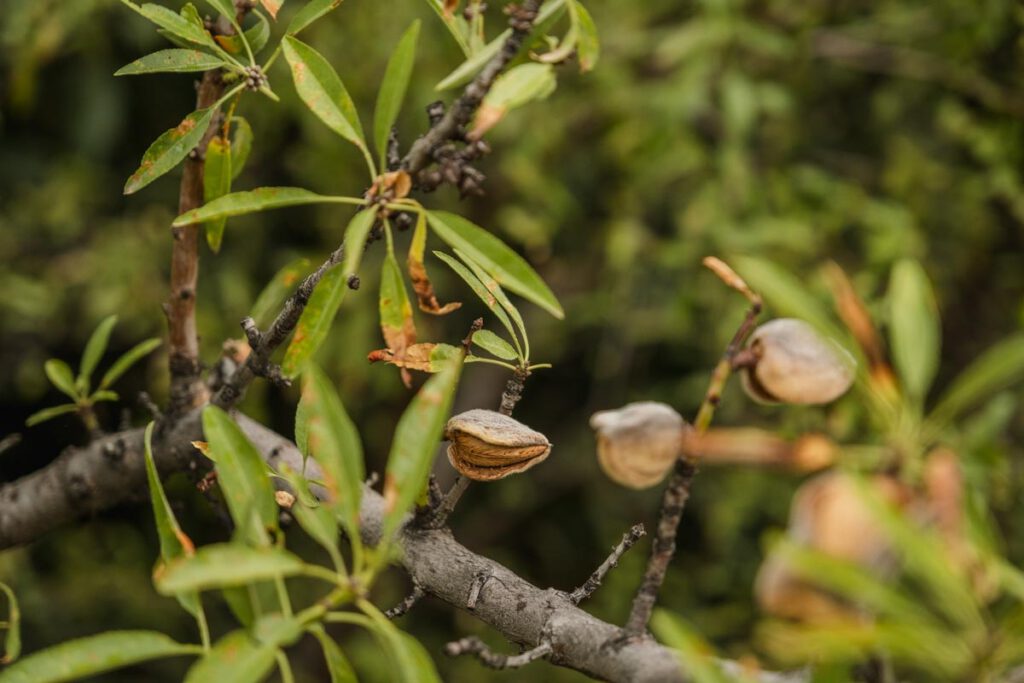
[204,136,233,253]
[250,258,311,328]
[124,105,216,195]
[471,329,518,360]
[427,211,563,318]
[115,49,226,76]
[79,315,118,390]
[99,338,161,390]
[282,209,377,377]
[25,404,78,427]
[299,366,364,538]
[378,250,417,387]
[650,610,732,683]
[120,1,212,46]
[202,0,237,22]
[91,390,119,402]
[0,582,20,664]
[361,603,442,683]
[0,631,200,683]
[471,63,555,139]
[407,213,460,316]
[287,0,343,35]
[928,333,1024,429]
[887,259,940,406]
[229,117,253,180]
[183,624,286,683]
[433,251,519,345]
[278,465,341,565]
[174,187,360,226]
[282,36,366,151]
[155,544,306,594]
[43,360,78,400]
[216,11,272,56]
[572,1,599,71]
[260,0,283,20]
[309,626,356,683]
[143,423,203,619]
[373,21,420,165]
[369,342,462,373]
[382,355,463,539]
[202,406,278,544]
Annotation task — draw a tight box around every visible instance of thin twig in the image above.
[385,583,425,619]
[624,258,762,635]
[444,636,553,670]
[570,523,646,604]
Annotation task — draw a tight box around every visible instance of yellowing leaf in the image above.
[125,106,216,195]
[408,213,460,315]
[203,136,233,253]
[379,250,417,387]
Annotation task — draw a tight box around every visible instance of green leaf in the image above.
[378,249,416,385]
[90,390,119,402]
[100,338,162,390]
[174,187,360,226]
[887,259,940,406]
[204,136,233,253]
[299,366,364,538]
[433,251,519,344]
[572,1,599,72]
[282,36,367,152]
[0,582,20,664]
[426,211,563,318]
[278,466,341,564]
[125,105,217,195]
[43,360,78,400]
[120,1,213,47]
[471,329,518,361]
[229,117,254,180]
[25,404,78,427]
[216,11,272,56]
[650,610,732,683]
[373,21,419,166]
[282,209,377,377]
[115,49,226,76]
[144,422,204,620]
[361,605,442,683]
[309,626,356,683]
[155,544,306,594]
[79,315,118,391]
[202,406,278,544]
[928,333,1024,428]
[381,357,464,540]
[471,63,555,138]
[183,627,279,683]
[287,0,344,36]
[250,258,311,329]
[0,631,200,683]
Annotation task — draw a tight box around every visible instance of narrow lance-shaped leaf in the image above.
[287,0,344,36]
[299,365,364,538]
[649,611,733,683]
[43,359,78,400]
[203,136,233,253]
[310,626,357,683]
[0,582,20,664]
[183,619,298,683]
[427,211,563,318]
[25,404,78,427]
[124,105,217,195]
[928,333,1024,428]
[472,329,518,361]
[115,49,227,76]
[572,1,599,71]
[282,36,367,153]
[174,187,361,226]
[0,631,201,683]
[408,212,460,315]
[382,353,464,539]
[229,117,253,180]
[888,259,940,407]
[216,11,272,56]
[373,21,420,165]
[79,315,118,391]
[455,248,528,345]
[202,406,278,544]
[470,63,556,139]
[155,544,307,594]
[282,208,377,377]
[434,250,520,347]
[100,338,162,390]
[377,250,418,387]
[361,603,443,683]
[250,257,311,329]
[119,1,213,46]
[278,465,341,566]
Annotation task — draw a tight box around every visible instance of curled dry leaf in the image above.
[379,251,418,387]
[368,342,461,373]
[368,170,412,203]
[445,409,551,481]
[408,213,461,315]
[590,401,689,489]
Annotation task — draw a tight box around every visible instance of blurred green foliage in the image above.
[2,0,1023,680]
